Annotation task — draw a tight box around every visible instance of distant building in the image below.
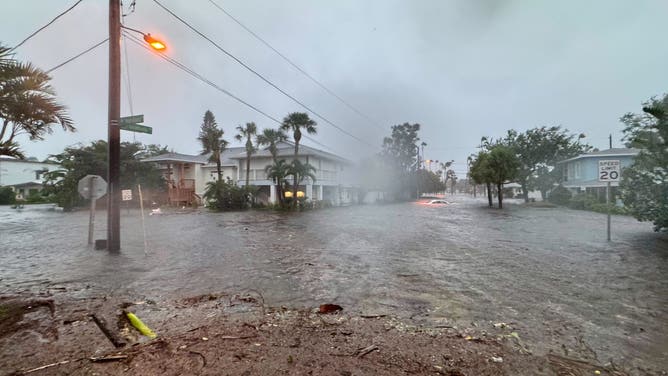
[556,148,639,196]
[0,157,60,198]
[142,141,358,206]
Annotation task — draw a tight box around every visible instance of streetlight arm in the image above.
[120,24,145,36]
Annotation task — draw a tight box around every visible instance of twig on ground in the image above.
[360,314,387,319]
[89,354,128,362]
[355,344,379,358]
[22,359,75,374]
[90,313,126,348]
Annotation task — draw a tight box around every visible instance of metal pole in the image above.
[138,184,148,255]
[88,177,96,245]
[107,0,121,251]
[606,181,611,241]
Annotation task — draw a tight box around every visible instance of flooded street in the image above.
[1,197,667,371]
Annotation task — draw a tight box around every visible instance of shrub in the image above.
[0,186,16,205]
[203,179,251,211]
[548,185,572,206]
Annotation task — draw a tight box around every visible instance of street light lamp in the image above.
[143,34,166,51]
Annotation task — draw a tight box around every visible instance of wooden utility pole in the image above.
[107,0,121,251]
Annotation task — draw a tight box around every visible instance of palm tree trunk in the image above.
[292,142,299,208]
[245,152,251,187]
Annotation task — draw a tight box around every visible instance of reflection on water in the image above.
[1,198,667,369]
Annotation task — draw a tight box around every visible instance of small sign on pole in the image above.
[122,189,133,201]
[598,160,621,242]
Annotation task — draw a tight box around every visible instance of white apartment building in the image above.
[142,141,358,206]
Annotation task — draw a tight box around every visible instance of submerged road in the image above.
[1,197,666,372]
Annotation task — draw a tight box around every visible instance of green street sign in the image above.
[120,123,152,134]
[120,114,144,125]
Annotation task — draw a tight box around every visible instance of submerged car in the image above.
[427,199,449,205]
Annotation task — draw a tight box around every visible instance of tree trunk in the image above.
[473,184,476,198]
[486,183,493,208]
[216,155,222,181]
[497,183,503,209]
[245,153,251,187]
[292,142,300,208]
[521,183,529,203]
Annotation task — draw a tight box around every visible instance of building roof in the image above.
[141,152,208,164]
[229,141,350,164]
[0,157,59,165]
[556,148,639,164]
[143,142,350,166]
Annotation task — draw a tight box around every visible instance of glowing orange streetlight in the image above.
[143,33,166,51]
[121,25,167,51]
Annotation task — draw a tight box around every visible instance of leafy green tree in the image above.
[486,146,520,208]
[469,151,494,207]
[43,141,164,210]
[281,112,317,207]
[197,110,227,181]
[620,94,668,231]
[235,122,258,188]
[381,123,421,198]
[417,169,445,193]
[487,127,589,202]
[0,44,74,158]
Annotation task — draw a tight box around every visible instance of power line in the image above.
[151,0,374,148]
[10,0,85,52]
[122,32,344,156]
[46,38,108,74]
[207,0,384,131]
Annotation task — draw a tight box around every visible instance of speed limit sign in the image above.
[598,160,621,182]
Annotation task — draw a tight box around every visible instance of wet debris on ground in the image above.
[0,292,645,376]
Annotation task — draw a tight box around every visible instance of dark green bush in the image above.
[548,185,572,206]
[0,186,16,205]
[203,179,251,211]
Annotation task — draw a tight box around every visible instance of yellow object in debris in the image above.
[126,312,157,338]
[594,371,601,375]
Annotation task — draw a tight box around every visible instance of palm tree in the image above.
[0,44,74,158]
[280,112,317,207]
[265,159,290,205]
[256,128,287,163]
[287,160,317,206]
[235,122,257,188]
[198,110,227,181]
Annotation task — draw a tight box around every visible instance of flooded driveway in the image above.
[1,197,666,371]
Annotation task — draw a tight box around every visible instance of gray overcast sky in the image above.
[3,0,667,175]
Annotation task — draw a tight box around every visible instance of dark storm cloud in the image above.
[3,0,667,173]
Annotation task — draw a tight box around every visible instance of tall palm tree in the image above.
[0,44,74,158]
[256,128,287,163]
[235,122,257,187]
[198,110,227,181]
[280,112,317,207]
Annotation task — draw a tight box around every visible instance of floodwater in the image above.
[1,197,667,372]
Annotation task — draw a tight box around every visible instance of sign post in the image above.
[78,175,108,245]
[119,115,152,134]
[598,160,621,242]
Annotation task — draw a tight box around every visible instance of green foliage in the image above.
[486,126,590,202]
[203,179,251,211]
[287,160,317,188]
[197,110,227,181]
[417,169,445,193]
[567,194,627,215]
[0,186,15,205]
[620,94,668,231]
[0,44,74,158]
[547,185,572,206]
[379,123,422,198]
[256,128,287,162]
[236,122,258,187]
[281,112,317,207]
[25,190,47,204]
[43,141,165,210]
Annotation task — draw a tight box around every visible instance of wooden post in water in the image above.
[88,177,97,245]
[138,184,148,255]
